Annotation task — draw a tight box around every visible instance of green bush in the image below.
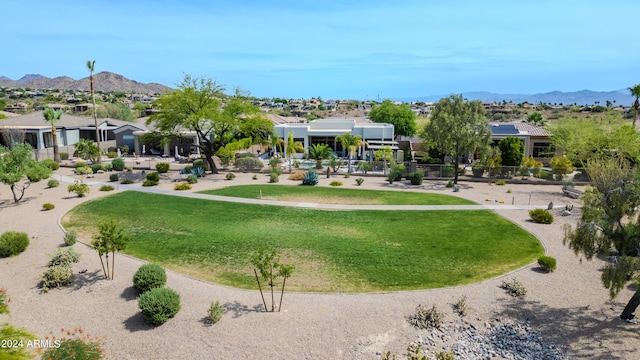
[208,300,223,324]
[500,277,527,297]
[387,165,404,184]
[193,159,204,168]
[329,181,343,186]
[0,324,37,359]
[343,173,351,178]
[442,165,455,177]
[64,230,77,246]
[100,185,114,191]
[225,173,236,180]
[109,173,119,182]
[269,171,279,183]
[137,287,181,325]
[146,172,160,182]
[41,335,104,360]
[142,180,158,187]
[252,174,258,180]
[111,157,125,171]
[102,162,113,172]
[0,231,29,257]
[174,182,192,191]
[495,179,506,186]
[133,263,167,293]
[407,304,445,329]
[236,157,264,172]
[91,163,103,173]
[156,162,170,173]
[42,159,60,170]
[355,177,364,186]
[60,152,69,160]
[186,174,198,184]
[42,203,55,211]
[538,256,557,272]
[107,151,118,158]
[47,179,60,188]
[529,208,554,224]
[302,170,319,186]
[445,180,454,188]
[472,166,485,178]
[120,178,134,184]
[75,166,93,175]
[48,247,81,267]
[406,171,423,185]
[68,182,90,197]
[41,265,73,291]
[74,161,87,169]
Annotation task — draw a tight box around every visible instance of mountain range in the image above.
[0,72,171,94]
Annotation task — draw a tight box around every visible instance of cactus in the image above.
[302,170,319,186]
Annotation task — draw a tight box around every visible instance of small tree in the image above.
[74,139,101,162]
[285,132,304,173]
[375,145,394,175]
[550,156,574,180]
[91,220,130,280]
[43,107,63,163]
[0,143,52,203]
[250,246,293,312]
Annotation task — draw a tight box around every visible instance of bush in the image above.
[68,182,90,197]
[107,151,117,158]
[120,178,134,184]
[47,179,60,188]
[100,185,114,191]
[252,174,258,180]
[174,182,192,191]
[146,172,160,182]
[42,159,60,170]
[109,173,119,182]
[111,157,125,171]
[387,164,404,184]
[302,170,319,186]
[180,165,193,174]
[42,203,55,211]
[269,171,279,183]
[495,179,506,186]
[289,170,306,181]
[472,166,485,178]
[538,256,557,272]
[190,166,205,178]
[406,171,423,185]
[193,159,204,168]
[137,287,181,325]
[102,162,113,172]
[142,180,158,187]
[500,277,527,297]
[41,335,104,360]
[208,300,224,324]
[225,173,236,180]
[0,231,29,257]
[41,265,73,291]
[91,163,103,173]
[60,152,69,160]
[454,295,468,316]
[329,181,343,186]
[407,304,444,329]
[75,166,93,175]
[355,177,364,186]
[343,173,351,178]
[48,247,81,267]
[186,174,198,184]
[442,165,455,177]
[126,166,133,172]
[64,230,77,246]
[155,162,170,173]
[445,180,454,188]
[529,208,554,224]
[236,157,264,172]
[74,161,87,169]
[133,263,167,293]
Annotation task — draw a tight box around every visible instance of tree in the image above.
[91,220,130,280]
[270,129,283,158]
[563,158,640,321]
[250,246,294,312]
[628,84,640,127]
[307,143,332,170]
[74,139,101,162]
[96,102,135,121]
[368,100,417,137]
[498,136,524,167]
[0,143,52,203]
[374,145,393,175]
[148,75,264,174]
[336,132,366,174]
[43,107,63,162]
[86,60,101,163]
[526,112,546,127]
[422,94,490,184]
[285,132,303,173]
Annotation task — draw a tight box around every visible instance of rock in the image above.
[561,210,572,216]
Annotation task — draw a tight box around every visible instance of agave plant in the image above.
[302,170,319,186]
[190,166,205,177]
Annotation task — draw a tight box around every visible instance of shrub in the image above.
[500,277,527,297]
[472,165,485,178]
[225,173,236,180]
[190,166,205,178]
[0,231,29,257]
[236,157,264,172]
[208,300,224,324]
[48,247,81,267]
[269,171,279,183]
[91,163,103,173]
[529,208,554,224]
[47,179,60,188]
[343,173,351,178]
[180,165,193,174]
[75,166,93,175]
[42,203,55,211]
[68,181,90,197]
[107,151,117,158]
[329,180,343,186]
[442,165,455,177]
[495,179,506,186]
[0,324,37,359]
[102,162,113,172]
[42,159,60,170]
[137,287,181,325]
[454,295,468,316]
[174,182,192,191]
[0,288,8,315]
[355,177,364,186]
[435,351,456,360]
[100,185,114,191]
[155,162,170,173]
[120,178,134,184]
[445,180,454,188]
[60,152,69,160]
[74,161,87,169]
[193,159,204,168]
[126,166,133,172]
[289,170,306,181]
[146,172,160,182]
[40,329,104,360]
[133,263,167,293]
[406,171,423,185]
[109,173,119,182]
[387,164,404,184]
[538,256,557,272]
[252,174,258,180]
[186,174,198,184]
[41,265,73,291]
[302,170,319,186]
[407,304,444,329]
[142,180,158,187]
[111,157,125,171]
[64,230,77,246]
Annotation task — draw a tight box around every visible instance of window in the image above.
[532,142,554,158]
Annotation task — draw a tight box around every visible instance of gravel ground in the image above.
[1,166,639,359]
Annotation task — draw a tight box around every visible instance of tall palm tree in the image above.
[629,84,640,127]
[43,107,63,162]
[335,132,366,174]
[374,145,393,175]
[87,60,101,163]
[285,132,304,173]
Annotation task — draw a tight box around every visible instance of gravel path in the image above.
[1,167,639,359]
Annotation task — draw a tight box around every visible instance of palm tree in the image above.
[307,143,332,171]
[335,132,366,174]
[374,145,393,175]
[628,84,640,127]
[87,60,101,163]
[285,132,304,173]
[270,130,283,158]
[42,107,63,162]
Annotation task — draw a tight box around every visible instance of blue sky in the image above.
[2,0,639,100]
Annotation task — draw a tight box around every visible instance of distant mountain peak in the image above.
[0,73,171,94]
[17,74,46,83]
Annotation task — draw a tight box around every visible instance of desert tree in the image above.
[525,111,546,127]
[43,107,63,162]
[91,220,130,280]
[250,246,293,312]
[285,132,303,173]
[368,100,417,137]
[564,158,640,321]
[628,83,640,127]
[86,60,101,163]
[336,132,366,174]
[0,143,52,203]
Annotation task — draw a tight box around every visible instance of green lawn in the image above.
[200,184,476,205]
[62,191,543,292]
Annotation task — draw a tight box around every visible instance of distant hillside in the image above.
[0,72,171,94]
[408,89,635,107]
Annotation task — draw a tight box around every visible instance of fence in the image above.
[32,140,116,161]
